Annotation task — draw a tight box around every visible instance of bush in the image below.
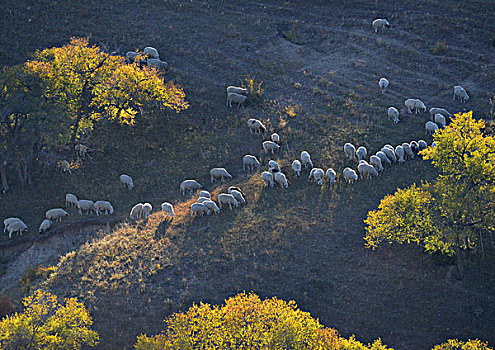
[432,339,492,350]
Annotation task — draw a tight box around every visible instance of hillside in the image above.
[1,0,495,349]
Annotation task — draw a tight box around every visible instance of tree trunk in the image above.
[0,161,9,192]
[455,246,465,279]
[22,160,28,185]
[16,163,25,186]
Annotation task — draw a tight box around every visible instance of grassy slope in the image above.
[1,0,495,349]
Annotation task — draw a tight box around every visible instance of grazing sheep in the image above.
[344,143,356,161]
[227,86,248,95]
[429,108,451,120]
[59,160,71,174]
[268,160,281,173]
[147,58,168,70]
[125,51,139,63]
[142,203,153,218]
[120,174,134,189]
[376,151,391,165]
[46,208,69,222]
[77,200,95,216]
[199,190,211,199]
[243,155,261,171]
[228,186,245,197]
[271,133,280,143]
[434,113,446,128]
[405,99,426,114]
[6,221,27,239]
[453,86,469,103]
[300,151,313,169]
[379,78,389,93]
[144,46,159,59]
[425,121,439,135]
[4,218,24,233]
[395,145,405,163]
[229,190,246,204]
[130,203,144,220]
[262,171,274,187]
[161,202,174,220]
[39,219,51,234]
[247,119,266,134]
[218,193,238,210]
[372,18,390,33]
[388,107,400,123]
[370,155,384,172]
[274,172,289,189]
[292,160,302,176]
[94,201,114,216]
[418,140,428,151]
[410,141,420,155]
[381,147,397,162]
[356,146,367,161]
[180,180,202,196]
[65,193,78,208]
[325,168,336,183]
[191,202,210,217]
[402,143,415,159]
[343,167,358,184]
[227,92,247,108]
[358,163,379,180]
[202,200,220,214]
[210,168,232,183]
[197,197,210,204]
[308,168,324,185]
[263,141,280,154]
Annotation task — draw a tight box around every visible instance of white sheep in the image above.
[387,107,399,124]
[227,86,248,95]
[274,172,288,189]
[6,221,27,239]
[263,141,280,154]
[379,78,389,93]
[46,208,69,222]
[381,147,397,162]
[180,180,202,196]
[77,200,95,215]
[344,143,356,161]
[418,140,428,151]
[243,155,261,171]
[292,160,302,176]
[453,86,469,103]
[191,202,210,217]
[197,197,210,204]
[147,58,168,70]
[268,160,281,173]
[125,51,139,64]
[300,151,313,169]
[94,201,114,216]
[144,46,159,59]
[271,133,280,143]
[405,99,426,114]
[372,18,390,33]
[227,92,247,108]
[356,146,367,161]
[425,121,439,135]
[130,203,144,220]
[142,203,153,218]
[229,190,246,204]
[247,119,266,134]
[210,168,233,183]
[370,155,384,172]
[202,200,220,214]
[308,168,324,185]
[358,163,378,180]
[262,171,274,187]
[161,202,174,220]
[3,218,23,233]
[402,143,415,159]
[375,151,391,165]
[434,113,446,128]
[120,174,134,189]
[39,219,51,234]
[343,167,358,184]
[228,186,245,197]
[65,193,78,208]
[217,193,238,210]
[325,168,336,183]
[199,190,211,199]
[429,108,451,121]
[395,145,405,163]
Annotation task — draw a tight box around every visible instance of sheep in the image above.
[229,190,246,204]
[387,107,400,123]
[274,172,289,189]
[247,119,266,134]
[300,151,313,169]
[375,151,391,165]
[65,193,78,208]
[199,190,211,199]
[143,46,159,59]
[202,200,220,214]
[217,193,238,210]
[120,174,134,189]
[402,143,415,159]
[147,58,168,70]
[228,186,245,197]
[405,99,426,114]
[453,85,469,103]
[180,180,202,196]
[268,160,281,173]
[76,200,95,215]
[227,86,248,95]
[94,201,114,216]
[356,146,367,161]
[46,208,69,222]
[6,221,27,239]
[292,160,302,176]
[418,140,428,151]
[434,113,446,128]
[197,197,210,204]
[395,145,405,163]
[39,219,51,234]
[142,203,153,218]
[358,163,378,180]
[370,155,384,172]
[372,18,390,33]
[243,155,261,171]
[343,167,358,184]
[4,218,23,233]
[263,141,280,154]
[410,141,420,155]
[161,202,174,220]
[227,92,247,108]
[210,168,233,183]
[425,121,439,135]
[344,143,356,160]
[429,108,451,121]
[325,168,336,183]
[379,78,389,93]
[381,147,397,162]
[262,171,274,187]
[308,168,324,185]
[59,160,72,174]
[191,202,210,217]
[125,51,139,63]
[130,203,144,220]
[271,133,280,143]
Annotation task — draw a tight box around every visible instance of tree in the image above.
[364,112,495,276]
[0,290,99,349]
[431,339,492,350]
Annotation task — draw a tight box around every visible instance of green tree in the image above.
[0,290,98,349]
